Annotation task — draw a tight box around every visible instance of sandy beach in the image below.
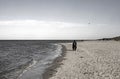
[46,40,120,79]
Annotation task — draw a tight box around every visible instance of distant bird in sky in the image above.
[88,22,90,24]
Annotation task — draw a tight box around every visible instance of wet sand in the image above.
[44,41,120,79]
[42,44,66,79]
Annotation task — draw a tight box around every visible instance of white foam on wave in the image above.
[17,44,63,79]
[53,44,62,57]
[18,60,37,78]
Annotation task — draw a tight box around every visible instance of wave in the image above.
[0,41,63,79]
[17,44,62,79]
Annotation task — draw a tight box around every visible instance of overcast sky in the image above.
[0,0,120,40]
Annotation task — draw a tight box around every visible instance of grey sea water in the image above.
[0,41,62,79]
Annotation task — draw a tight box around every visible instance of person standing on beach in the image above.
[72,40,77,51]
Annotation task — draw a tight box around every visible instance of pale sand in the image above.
[50,41,120,79]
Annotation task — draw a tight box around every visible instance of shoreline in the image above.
[42,44,67,79]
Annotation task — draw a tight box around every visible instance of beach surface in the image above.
[49,41,120,79]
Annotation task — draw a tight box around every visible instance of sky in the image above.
[0,0,120,40]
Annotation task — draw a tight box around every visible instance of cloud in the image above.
[0,20,86,39]
[0,20,88,29]
[0,20,111,39]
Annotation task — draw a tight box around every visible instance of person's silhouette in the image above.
[72,40,77,51]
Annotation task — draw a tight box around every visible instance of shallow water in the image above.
[0,41,62,79]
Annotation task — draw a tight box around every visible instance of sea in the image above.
[0,40,63,79]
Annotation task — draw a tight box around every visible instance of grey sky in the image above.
[0,0,120,39]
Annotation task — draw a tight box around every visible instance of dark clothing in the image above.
[72,40,77,51]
